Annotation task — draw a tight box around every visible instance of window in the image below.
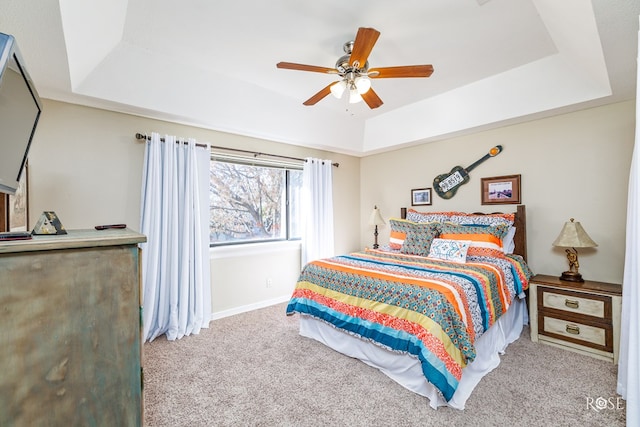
[209,159,302,245]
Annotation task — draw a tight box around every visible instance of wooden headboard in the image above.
[400,205,527,261]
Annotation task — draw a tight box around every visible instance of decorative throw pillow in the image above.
[439,223,509,251]
[388,218,416,250]
[451,222,516,253]
[400,222,441,256]
[428,238,471,263]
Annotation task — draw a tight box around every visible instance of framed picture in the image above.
[411,188,432,206]
[8,164,29,231]
[481,174,521,205]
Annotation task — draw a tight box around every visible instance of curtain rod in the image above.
[135,133,339,167]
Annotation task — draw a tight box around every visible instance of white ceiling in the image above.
[1,0,638,156]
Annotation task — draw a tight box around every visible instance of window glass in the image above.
[210,161,301,245]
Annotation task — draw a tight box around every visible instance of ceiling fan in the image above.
[276,27,434,109]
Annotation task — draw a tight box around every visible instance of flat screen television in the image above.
[0,32,42,195]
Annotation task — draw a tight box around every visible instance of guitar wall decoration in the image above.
[433,145,503,199]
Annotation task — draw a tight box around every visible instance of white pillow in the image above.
[428,238,472,264]
[503,226,516,254]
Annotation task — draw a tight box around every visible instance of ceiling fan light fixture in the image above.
[330,80,347,98]
[348,88,363,104]
[355,76,371,94]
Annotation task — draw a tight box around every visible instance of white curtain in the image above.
[140,132,212,342]
[617,16,640,425]
[301,158,335,266]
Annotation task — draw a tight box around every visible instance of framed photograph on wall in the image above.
[8,164,29,231]
[411,188,432,206]
[481,174,521,205]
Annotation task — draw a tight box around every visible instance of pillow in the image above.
[460,223,517,253]
[439,223,510,251]
[406,209,516,253]
[388,218,416,250]
[456,213,514,228]
[428,238,471,263]
[407,209,515,228]
[502,226,516,254]
[400,222,441,256]
[466,246,507,258]
[406,210,467,224]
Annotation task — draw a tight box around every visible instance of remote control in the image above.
[0,231,33,241]
[95,224,127,230]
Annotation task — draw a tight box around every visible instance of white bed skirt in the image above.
[298,298,528,410]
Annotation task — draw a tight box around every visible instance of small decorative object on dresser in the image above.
[368,205,385,249]
[552,218,598,282]
[31,211,67,235]
[529,274,622,364]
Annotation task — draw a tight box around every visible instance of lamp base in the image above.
[559,271,584,282]
[373,225,379,250]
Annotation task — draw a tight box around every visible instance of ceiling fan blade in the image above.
[361,88,383,109]
[303,83,335,106]
[369,65,434,79]
[349,27,380,68]
[277,62,338,74]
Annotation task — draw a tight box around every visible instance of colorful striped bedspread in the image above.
[286,248,532,401]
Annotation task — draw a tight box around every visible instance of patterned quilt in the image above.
[286,248,532,401]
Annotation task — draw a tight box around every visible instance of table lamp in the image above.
[552,218,597,282]
[369,205,385,249]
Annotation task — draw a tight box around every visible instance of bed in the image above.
[286,205,533,409]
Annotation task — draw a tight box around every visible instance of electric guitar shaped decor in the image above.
[433,145,503,199]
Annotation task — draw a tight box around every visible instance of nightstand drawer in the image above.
[539,288,608,320]
[541,315,608,349]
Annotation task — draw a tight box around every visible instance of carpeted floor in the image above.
[143,303,625,427]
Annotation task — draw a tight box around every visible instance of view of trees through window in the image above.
[209,161,302,245]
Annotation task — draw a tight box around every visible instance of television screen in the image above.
[0,32,42,195]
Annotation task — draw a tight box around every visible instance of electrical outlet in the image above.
[266,278,273,288]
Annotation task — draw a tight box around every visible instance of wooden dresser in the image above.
[529,274,622,364]
[0,229,146,426]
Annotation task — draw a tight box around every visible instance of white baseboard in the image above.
[210,294,291,321]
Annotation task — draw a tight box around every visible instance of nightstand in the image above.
[529,274,622,364]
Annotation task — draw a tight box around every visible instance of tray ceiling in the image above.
[2,0,638,155]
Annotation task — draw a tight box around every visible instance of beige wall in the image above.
[28,100,361,316]
[360,100,636,284]
[25,99,634,316]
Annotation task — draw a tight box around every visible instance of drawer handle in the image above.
[565,299,579,309]
[566,324,581,335]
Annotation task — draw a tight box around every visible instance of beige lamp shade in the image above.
[552,218,597,248]
[369,206,385,226]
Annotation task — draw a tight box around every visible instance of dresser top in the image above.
[0,229,147,254]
